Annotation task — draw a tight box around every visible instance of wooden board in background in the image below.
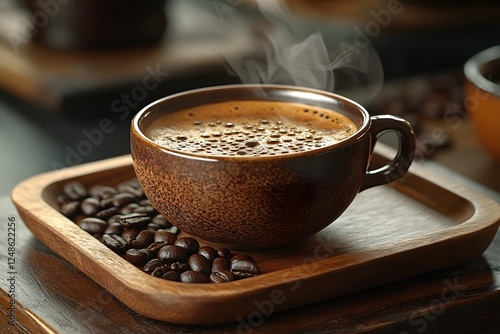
[0,0,258,112]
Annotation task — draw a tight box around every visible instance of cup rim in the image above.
[131,84,371,161]
[464,45,500,96]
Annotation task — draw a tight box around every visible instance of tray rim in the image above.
[10,144,500,325]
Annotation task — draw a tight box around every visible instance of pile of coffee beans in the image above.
[57,178,261,283]
[368,72,465,159]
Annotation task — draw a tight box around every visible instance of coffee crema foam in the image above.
[146,100,357,157]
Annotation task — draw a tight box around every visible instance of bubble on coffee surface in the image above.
[147,101,357,157]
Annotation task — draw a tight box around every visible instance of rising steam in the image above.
[220,0,384,102]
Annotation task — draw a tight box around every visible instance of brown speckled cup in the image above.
[131,85,416,250]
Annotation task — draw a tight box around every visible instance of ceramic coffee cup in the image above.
[131,85,416,250]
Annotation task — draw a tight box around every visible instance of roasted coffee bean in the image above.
[162,270,180,281]
[231,260,261,278]
[144,259,169,273]
[188,253,212,275]
[107,215,122,225]
[154,230,177,244]
[96,206,119,220]
[117,183,144,198]
[121,229,141,244]
[128,178,141,188]
[212,257,230,273]
[174,237,199,255]
[151,266,168,277]
[117,179,137,188]
[60,200,81,218]
[147,223,161,231]
[123,249,151,266]
[112,193,136,208]
[120,203,140,215]
[180,270,210,283]
[217,248,233,259]
[130,230,155,249]
[151,214,172,228]
[102,234,128,253]
[170,261,190,273]
[80,197,101,216]
[210,270,235,283]
[198,246,218,262]
[158,245,189,263]
[165,225,180,235]
[119,213,151,229]
[89,185,117,199]
[77,217,108,235]
[139,199,153,206]
[104,222,123,235]
[231,253,256,264]
[119,212,149,222]
[99,197,114,209]
[116,180,137,190]
[133,205,158,217]
[63,181,88,200]
[56,194,70,205]
[146,241,167,255]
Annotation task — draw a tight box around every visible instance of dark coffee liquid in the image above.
[146,100,357,156]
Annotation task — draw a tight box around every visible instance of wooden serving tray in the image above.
[11,145,500,325]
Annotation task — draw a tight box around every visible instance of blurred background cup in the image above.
[464,45,500,162]
[22,0,168,50]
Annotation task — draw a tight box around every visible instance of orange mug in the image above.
[464,45,500,162]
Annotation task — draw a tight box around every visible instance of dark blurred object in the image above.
[0,0,257,113]
[283,0,500,80]
[22,0,168,50]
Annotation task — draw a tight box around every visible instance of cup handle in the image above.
[360,115,416,191]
